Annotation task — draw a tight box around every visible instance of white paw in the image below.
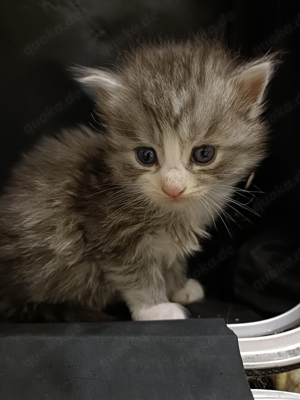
[132,302,187,321]
[171,279,205,305]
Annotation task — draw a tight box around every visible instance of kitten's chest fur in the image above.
[137,208,209,267]
[142,230,192,267]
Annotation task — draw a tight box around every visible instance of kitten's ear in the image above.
[72,67,123,101]
[234,61,274,118]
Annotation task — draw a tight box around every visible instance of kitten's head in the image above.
[76,41,275,212]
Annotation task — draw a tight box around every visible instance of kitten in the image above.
[0,40,274,321]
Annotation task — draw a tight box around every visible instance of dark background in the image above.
[0,0,299,320]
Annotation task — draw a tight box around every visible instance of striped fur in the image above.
[0,40,274,321]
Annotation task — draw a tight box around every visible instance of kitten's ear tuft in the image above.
[235,60,274,118]
[72,67,123,99]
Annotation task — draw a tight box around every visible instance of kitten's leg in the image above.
[107,264,187,321]
[171,279,205,305]
[166,258,205,305]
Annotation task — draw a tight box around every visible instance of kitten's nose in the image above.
[162,168,186,199]
[163,186,186,198]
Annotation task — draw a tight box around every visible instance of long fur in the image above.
[0,40,274,321]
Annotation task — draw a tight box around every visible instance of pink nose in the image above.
[163,186,186,198]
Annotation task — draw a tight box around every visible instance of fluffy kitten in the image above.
[0,40,274,321]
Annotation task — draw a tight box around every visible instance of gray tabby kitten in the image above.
[0,40,274,321]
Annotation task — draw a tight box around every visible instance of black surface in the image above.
[0,319,253,400]
[186,300,264,322]
[229,0,300,314]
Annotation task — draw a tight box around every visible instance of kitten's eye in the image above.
[137,147,157,165]
[192,146,215,164]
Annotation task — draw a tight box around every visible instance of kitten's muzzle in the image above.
[162,186,186,199]
[162,168,186,199]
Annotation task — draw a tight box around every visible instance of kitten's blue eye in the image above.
[192,146,215,164]
[137,147,157,165]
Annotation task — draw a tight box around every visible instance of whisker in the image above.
[216,183,264,195]
[85,187,125,198]
[107,196,148,220]
[203,198,233,240]
[89,122,102,133]
[91,112,102,126]
[224,197,260,217]
[206,195,235,223]
[202,199,218,232]
[209,186,261,216]
[208,191,250,226]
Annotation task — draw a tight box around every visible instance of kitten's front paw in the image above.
[132,302,187,321]
[171,279,205,305]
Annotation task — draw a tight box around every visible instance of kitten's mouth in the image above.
[150,191,193,209]
[160,195,189,208]
[168,197,183,203]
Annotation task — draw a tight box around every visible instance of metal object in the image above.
[226,304,300,375]
[228,304,300,338]
[252,389,300,399]
[239,327,300,373]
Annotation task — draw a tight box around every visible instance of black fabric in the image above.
[229,0,300,314]
[0,0,299,319]
[0,319,253,400]
[186,300,264,322]
[234,227,300,314]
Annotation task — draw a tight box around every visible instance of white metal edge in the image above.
[228,304,300,338]
[238,327,300,370]
[252,389,300,399]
